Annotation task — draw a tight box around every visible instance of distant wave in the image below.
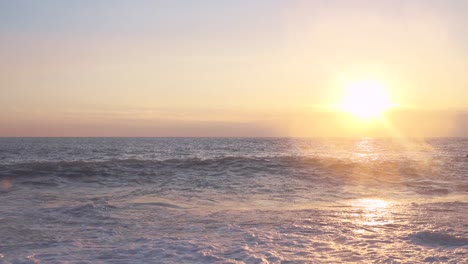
[0,155,338,169]
[2,155,463,199]
[0,155,443,178]
[0,156,372,176]
[0,155,448,188]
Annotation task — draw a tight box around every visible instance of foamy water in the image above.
[0,138,467,263]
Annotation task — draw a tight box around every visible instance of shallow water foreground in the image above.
[1,193,467,263]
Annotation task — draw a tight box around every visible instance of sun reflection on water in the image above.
[350,199,394,228]
[352,199,388,210]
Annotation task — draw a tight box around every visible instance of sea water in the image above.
[0,138,466,263]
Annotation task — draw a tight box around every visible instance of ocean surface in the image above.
[0,137,467,263]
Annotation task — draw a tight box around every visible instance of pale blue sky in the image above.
[0,1,284,36]
[2,1,466,45]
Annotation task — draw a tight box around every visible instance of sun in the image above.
[340,80,393,118]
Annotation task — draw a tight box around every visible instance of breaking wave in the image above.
[0,155,441,179]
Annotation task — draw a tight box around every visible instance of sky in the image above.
[1,0,468,137]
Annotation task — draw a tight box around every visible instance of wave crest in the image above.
[0,156,449,194]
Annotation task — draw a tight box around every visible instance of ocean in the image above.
[0,138,467,263]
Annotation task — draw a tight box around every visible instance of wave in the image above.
[0,154,435,167]
[408,231,468,247]
[0,156,455,196]
[0,156,340,171]
[0,155,444,178]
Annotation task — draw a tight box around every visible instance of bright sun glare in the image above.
[341,80,393,118]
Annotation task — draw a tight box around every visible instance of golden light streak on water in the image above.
[352,198,389,211]
[350,199,395,228]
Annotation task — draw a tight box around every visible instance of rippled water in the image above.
[0,138,467,263]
